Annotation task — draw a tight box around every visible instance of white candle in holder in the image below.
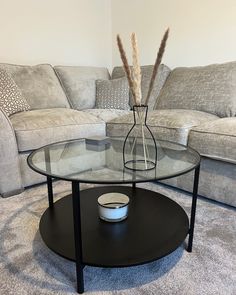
[97,192,129,222]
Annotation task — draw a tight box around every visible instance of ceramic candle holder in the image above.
[97,192,129,222]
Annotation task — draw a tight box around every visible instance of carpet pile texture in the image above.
[0,181,235,295]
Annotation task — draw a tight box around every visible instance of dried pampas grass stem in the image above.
[131,33,142,105]
[144,28,169,105]
[117,35,136,103]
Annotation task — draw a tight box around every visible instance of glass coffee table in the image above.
[27,137,200,294]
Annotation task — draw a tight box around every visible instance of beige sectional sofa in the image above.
[0,61,235,208]
[109,62,236,207]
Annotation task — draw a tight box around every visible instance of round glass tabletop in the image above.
[27,137,200,184]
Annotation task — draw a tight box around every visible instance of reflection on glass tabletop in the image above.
[28,137,200,184]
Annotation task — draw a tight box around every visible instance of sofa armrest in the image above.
[0,109,23,196]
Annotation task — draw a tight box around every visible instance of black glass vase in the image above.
[123,105,157,171]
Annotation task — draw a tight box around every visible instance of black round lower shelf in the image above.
[39,186,189,267]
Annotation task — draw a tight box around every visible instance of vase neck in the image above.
[133,105,148,124]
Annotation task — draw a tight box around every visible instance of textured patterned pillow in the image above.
[95,77,130,110]
[0,68,30,116]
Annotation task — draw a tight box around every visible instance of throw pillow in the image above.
[95,77,130,110]
[0,68,30,116]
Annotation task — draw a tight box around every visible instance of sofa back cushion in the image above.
[0,63,70,110]
[112,64,171,110]
[156,61,236,118]
[54,66,110,110]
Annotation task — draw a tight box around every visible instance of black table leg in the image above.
[187,164,200,252]
[45,147,53,208]
[72,181,84,293]
[47,176,53,208]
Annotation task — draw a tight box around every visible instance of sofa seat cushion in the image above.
[106,109,219,145]
[10,108,105,152]
[189,118,236,164]
[83,108,132,123]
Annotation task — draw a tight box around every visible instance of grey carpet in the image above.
[0,181,235,295]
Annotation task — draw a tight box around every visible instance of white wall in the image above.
[111,0,236,69]
[1,1,236,70]
[0,0,112,68]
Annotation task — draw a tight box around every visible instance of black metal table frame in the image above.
[45,163,200,294]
